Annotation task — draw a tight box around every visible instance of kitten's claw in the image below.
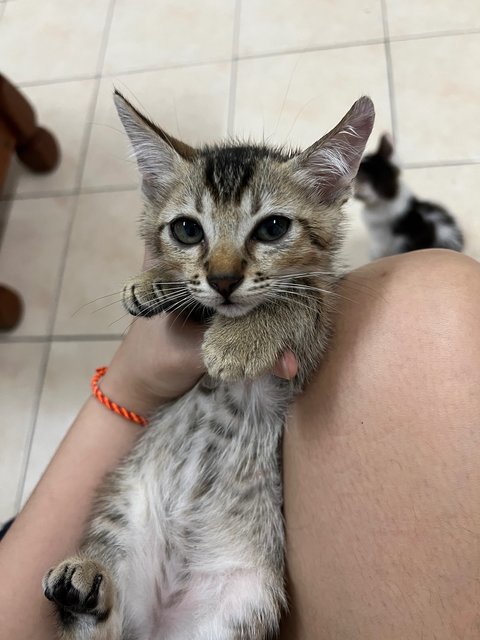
[43,558,110,617]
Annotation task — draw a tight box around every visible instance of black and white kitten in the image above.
[354,134,464,259]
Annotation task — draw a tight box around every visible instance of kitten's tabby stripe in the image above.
[296,217,330,250]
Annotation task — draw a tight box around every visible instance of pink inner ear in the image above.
[294,97,375,202]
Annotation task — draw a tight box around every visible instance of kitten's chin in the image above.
[215,302,256,318]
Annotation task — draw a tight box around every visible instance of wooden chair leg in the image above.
[16,126,59,173]
[0,73,60,180]
[0,74,60,331]
[0,285,23,331]
[0,119,16,187]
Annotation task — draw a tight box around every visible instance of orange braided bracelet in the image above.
[91,366,148,427]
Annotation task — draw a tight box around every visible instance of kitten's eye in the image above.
[171,218,204,245]
[253,216,291,242]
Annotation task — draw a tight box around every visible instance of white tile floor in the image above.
[0,0,479,521]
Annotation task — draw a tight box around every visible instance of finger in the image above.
[272,351,298,380]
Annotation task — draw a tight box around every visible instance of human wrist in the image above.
[98,308,206,419]
[100,353,167,418]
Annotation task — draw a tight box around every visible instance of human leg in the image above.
[281,249,480,639]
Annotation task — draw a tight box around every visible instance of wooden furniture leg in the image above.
[0,74,60,331]
[0,74,60,178]
[0,118,16,187]
[0,284,23,331]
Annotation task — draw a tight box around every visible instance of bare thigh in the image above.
[281,249,480,639]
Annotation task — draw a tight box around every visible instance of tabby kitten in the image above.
[354,133,464,259]
[43,93,374,640]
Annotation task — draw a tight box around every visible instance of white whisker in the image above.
[182,300,201,326]
[274,282,338,296]
[161,291,192,303]
[91,298,125,315]
[274,270,338,280]
[72,290,124,316]
[264,290,314,314]
[168,298,199,328]
[167,296,196,315]
[109,312,133,327]
[273,282,355,305]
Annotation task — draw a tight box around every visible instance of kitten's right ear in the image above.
[290,96,375,204]
[114,90,196,200]
[378,133,394,159]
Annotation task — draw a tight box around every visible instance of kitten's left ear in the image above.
[114,90,196,201]
[291,96,375,203]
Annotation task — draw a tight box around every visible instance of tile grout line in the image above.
[18,72,100,89]
[380,0,398,142]
[16,40,385,90]
[237,37,386,61]
[16,58,232,90]
[13,339,53,510]
[403,158,480,169]
[14,0,119,510]
[0,333,124,344]
[227,0,242,136]
[0,182,139,203]
[389,26,480,43]
[13,27,480,92]
[12,194,78,510]
[75,0,118,191]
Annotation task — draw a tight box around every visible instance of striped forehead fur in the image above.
[199,144,297,205]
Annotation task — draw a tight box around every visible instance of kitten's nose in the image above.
[207,274,244,299]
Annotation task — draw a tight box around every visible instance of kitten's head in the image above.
[354,133,400,206]
[115,92,374,319]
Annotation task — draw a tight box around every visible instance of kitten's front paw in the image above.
[202,329,280,382]
[122,275,161,318]
[43,557,112,617]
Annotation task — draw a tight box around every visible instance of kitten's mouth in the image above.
[215,300,254,318]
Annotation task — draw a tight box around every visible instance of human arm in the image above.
[0,312,207,639]
[0,303,297,639]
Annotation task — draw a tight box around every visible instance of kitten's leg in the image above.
[203,296,327,386]
[43,556,122,640]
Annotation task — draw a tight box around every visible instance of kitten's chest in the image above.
[172,375,287,481]
[136,375,290,518]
